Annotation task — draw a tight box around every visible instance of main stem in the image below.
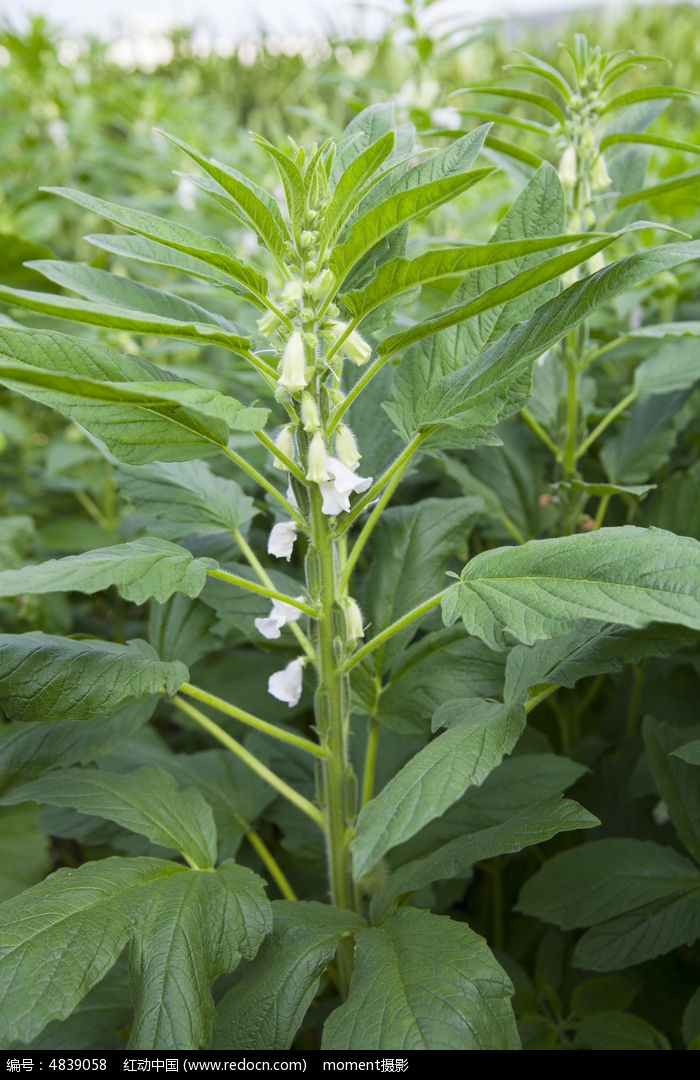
[308,486,358,993]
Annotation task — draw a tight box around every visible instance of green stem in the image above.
[308,486,359,989]
[361,720,380,808]
[564,358,580,478]
[172,695,324,828]
[206,567,316,616]
[521,407,563,461]
[179,682,328,759]
[500,513,527,546]
[255,430,306,483]
[223,447,301,521]
[576,389,638,460]
[345,590,447,672]
[241,349,279,383]
[594,493,611,529]
[233,528,315,660]
[245,828,298,901]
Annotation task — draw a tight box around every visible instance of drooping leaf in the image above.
[44,186,270,301]
[0,538,215,605]
[574,1011,671,1051]
[0,856,271,1048]
[644,716,700,864]
[352,699,524,882]
[0,805,51,902]
[214,902,365,1049]
[0,326,267,464]
[0,633,187,724]
[119,460,257,540]
[322,908,519,1050]
[442,527,700,650]
[85,232,249,292]
[128,861,271,1049]
[2,765,217,869]
[371,795,598,925]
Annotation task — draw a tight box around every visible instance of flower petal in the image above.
[267,656,305,707]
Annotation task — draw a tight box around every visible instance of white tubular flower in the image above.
[558,145,577,188]
[300,392,321,433]
[591,152,611,191]
[430,106,461,130]
[278,331,308,394]
[319,457,372,516]
[272,425,295,471]
[268,656,305,707]
[309,268,336,302]
[335,424,361,469]
[255,597,304,640]
[327,321,372,366]
[306,431,331,483]
[268,520,297,561]
[341,597,365,641]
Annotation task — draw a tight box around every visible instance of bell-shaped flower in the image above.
[319,456,372,516]
[340,597,365,641]
[591,152,611,192]
[335,424,361,469]
[300,392,321,433]
[327,321,372,367]
[255,597,304,640]
[278,331,308,394]
[557,145,577,189]
[272,425,295,471]
[268,656,305,707]
[306,432,331,483]
[268,520,297,561]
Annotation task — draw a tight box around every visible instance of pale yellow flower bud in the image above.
[335,424,361,468]
[558,145,577,189]
[591,153,611,191]
[300,392,321,433]
[279,331,308,394]
[340,597,365,642]
[272,425,295,471]
[306,432,331,483]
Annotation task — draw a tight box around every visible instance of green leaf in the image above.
[442,527,700,650]
[673,740,700,766]
[644,716,700,864]
[647,461,700,540]
[129,861,271,1050]
[20,959,132,1051]
[44,187,269,301]
[0,515,35,570]
[321,131,395,249]
[363,496,482,662]
[601,391,694,485]
[86,232,249,292]
[214,902,365,1049]
[400,239,700,447]
[119,460,257,540]
[2,765,217,869]
[0,537,215,604]
[570,976,640,1019]
[0,326,267,464]
[683,987,700,1046]
[0,805,51,902]
[161,132,290,261]
[331,167,492,285]
[373,631,506,735]
[574,1011,671,1050]
[574,891,700,972]
[251,134,306,235]
[331,103,397,181]
[635,338,700,397]
[0,281,251,356]
[343,232,591,324]
[0,633,187,724]
[352,699,524,882]
[455,85,565,123]
[504,621,697,706]
[602,85,699,115]
[371,796,597,924]
[0,857,271,1048]
[518,838,700,928]
[0,701,156,790]
[322,908,519,1050]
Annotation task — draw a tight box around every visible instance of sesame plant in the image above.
[0,86,700,1053]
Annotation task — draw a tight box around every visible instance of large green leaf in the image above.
[442,527,700,650]
[330,167,492,284]
[86,232,249,292]
[0,633,187,724]
[321,131,395,250]
[371,795,598,924]
[0,805,51,902]
[322,908,519,1050]
[0,856,271,1049]
[119,460,257,540]
[363,496,482,662]
[2,765,217,869]
[634,338,700,397]
[214,902,365,1049]
[644,716,700,864]
[0,326,267,464]
[352,699,524,882]
[161,132,290,261]
[601,391,694,485]
[45,186,269,301]
[128,861,271,1049]
[518,837,700,969]
[393,239,700,448]
[0,537,215,604]
[0,282,250,356]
